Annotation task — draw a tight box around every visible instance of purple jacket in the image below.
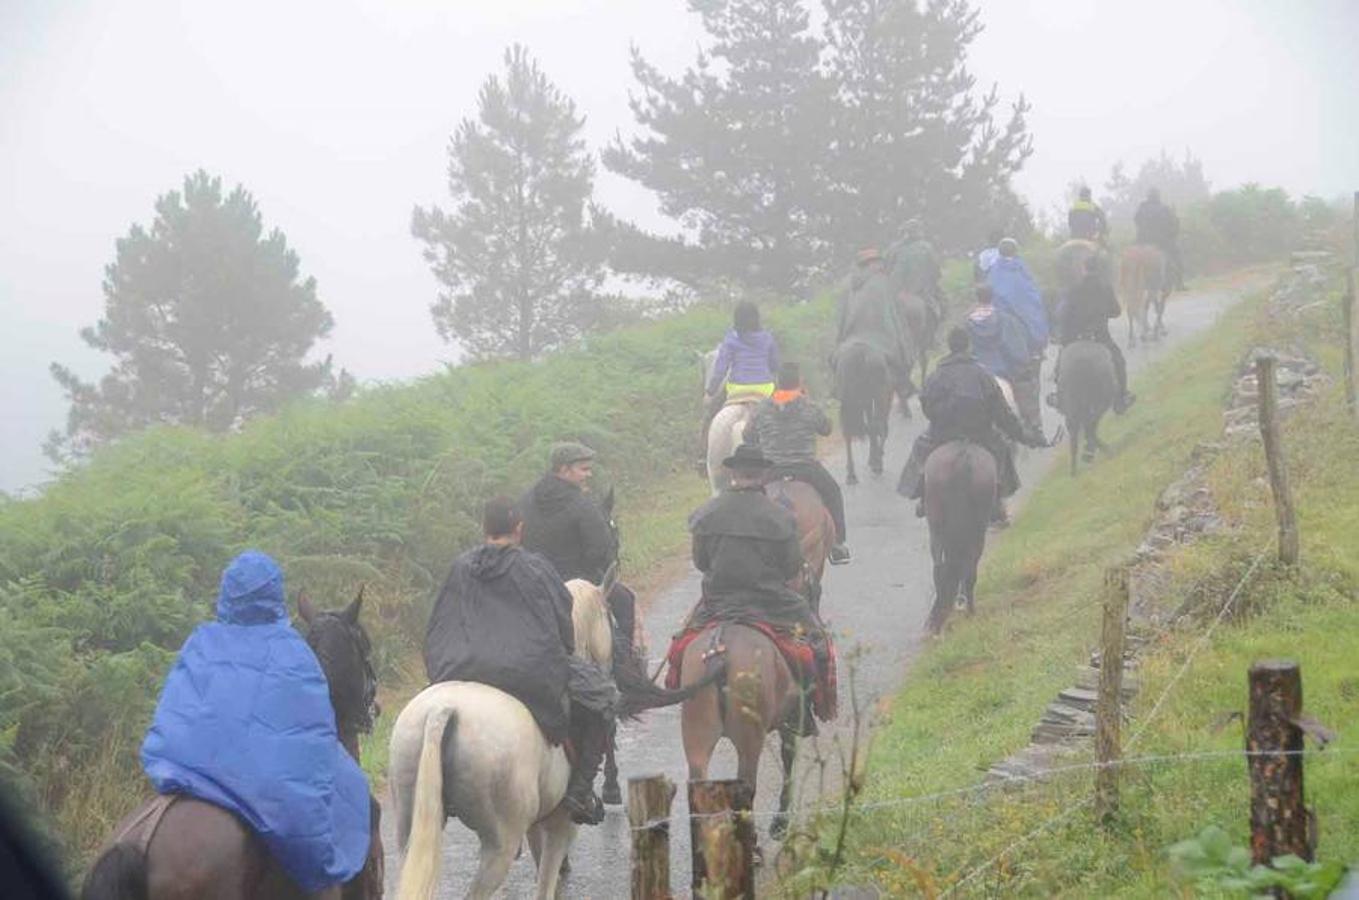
[707,329,779,394]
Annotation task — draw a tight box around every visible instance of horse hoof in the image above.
[602,778,622,806]
[846,474,859,486]
[560,855,571,877]
[770,814,789,841]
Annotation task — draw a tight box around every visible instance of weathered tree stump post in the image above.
[1247,660,1312,866]
[688,780,755,899]
[1255,356,1300,565]
[1095,565,1129,826]
[1345,268,1358,420]
[629,775,676,899]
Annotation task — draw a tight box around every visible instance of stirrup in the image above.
[829,544,851,565]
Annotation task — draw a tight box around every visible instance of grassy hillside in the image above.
[0,295,841,870]
[793,270,1358,897]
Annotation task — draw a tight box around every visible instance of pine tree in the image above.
[820,0,1032,256]
[603,0,831,296]
[48,171,336,459]
[413,45,605,361]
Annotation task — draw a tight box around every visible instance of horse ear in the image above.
[599,562,619,599]
[297,591,316,624]
[344,585,365,625]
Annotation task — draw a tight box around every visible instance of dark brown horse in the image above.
[835,340,893,485]
[679,478,833,839]
[80,591,382,900]
[923,441,997,634]
[1055,340,1118,475]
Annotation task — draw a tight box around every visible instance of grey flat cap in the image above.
[549,441,596,469]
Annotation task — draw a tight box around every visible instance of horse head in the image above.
[299,586,379,748]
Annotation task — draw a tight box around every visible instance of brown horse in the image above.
[923,441,997,634]
[80,591,382,900]
[1119,244,1168,345]
[765,478,835,614]
[679,478,833,839]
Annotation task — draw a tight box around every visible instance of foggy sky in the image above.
[2,0,1356,493]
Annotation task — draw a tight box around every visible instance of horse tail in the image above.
[617,656,726,717]
[80,843,148,900]
[396,705,455,900]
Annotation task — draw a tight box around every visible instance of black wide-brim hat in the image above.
[722,443,773,470]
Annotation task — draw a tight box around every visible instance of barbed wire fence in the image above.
[628,540,1336,898]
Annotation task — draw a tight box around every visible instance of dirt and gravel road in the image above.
[382,276,1263,898]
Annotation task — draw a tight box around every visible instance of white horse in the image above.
[700,347,764,496]
[388,575,615,900]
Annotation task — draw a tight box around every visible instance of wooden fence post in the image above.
[1255,356,1300,565]
[629,775,676,899]
[688,780,755,900]
[1345,269,1358,420]
[1095,565,1129,826]
[1247,660,1312,865]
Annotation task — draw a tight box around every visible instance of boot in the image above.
[563,770,604,825]
[564,710,608,825]
[829,543,851,565]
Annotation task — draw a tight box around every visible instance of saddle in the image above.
[722,389,767,407]
[664,620,838,722]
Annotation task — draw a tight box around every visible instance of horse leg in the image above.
[869,431,884,476]
[467,829,519,900]
[845,436,859,486]
[770,725,798,840]
[928,527,956,634]
[1067,415,1079,476]
[601,723,621,806]
[528,808,575,900]
[1082,420,1098,462]
[681,683,722,782]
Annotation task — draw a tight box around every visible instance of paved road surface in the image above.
[382,279,1260,898]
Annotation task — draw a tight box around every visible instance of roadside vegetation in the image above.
[786,267,1358,896]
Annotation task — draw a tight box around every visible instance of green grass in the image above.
[795,271,1359,897]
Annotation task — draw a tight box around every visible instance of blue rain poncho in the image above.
[140,551,370,892]
[987,256,1049,353]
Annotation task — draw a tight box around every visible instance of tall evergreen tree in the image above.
[413,45,605,361]
[603,0,830,296]
[48,170,336,459]
[820,0,1032,255]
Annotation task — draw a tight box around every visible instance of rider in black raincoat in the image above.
[424,497,614,825]
[897,328,1042,520]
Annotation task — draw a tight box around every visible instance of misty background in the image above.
[3,0,1355,493]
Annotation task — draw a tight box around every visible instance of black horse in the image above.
[923,441,997,634]
[80,590,382,900]
[836,340,893,485]
[1055,341,1118,475]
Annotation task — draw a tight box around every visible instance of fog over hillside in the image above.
[2,0,1355,493]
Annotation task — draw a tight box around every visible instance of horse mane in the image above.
[565,579,613,670]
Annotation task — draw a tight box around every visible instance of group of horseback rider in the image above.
[115,189,1187,897]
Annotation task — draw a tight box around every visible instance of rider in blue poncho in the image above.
[986,238,1048,353]
[140,551,370,894]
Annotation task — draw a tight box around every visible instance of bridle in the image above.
[306,612,379,736]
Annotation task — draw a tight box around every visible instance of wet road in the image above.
[382,279,1259,898]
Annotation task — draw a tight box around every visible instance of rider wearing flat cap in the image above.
[520,441,637,665]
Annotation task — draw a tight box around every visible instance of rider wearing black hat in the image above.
[686,444,826,643]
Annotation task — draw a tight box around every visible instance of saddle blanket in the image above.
[665,620,838,721]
